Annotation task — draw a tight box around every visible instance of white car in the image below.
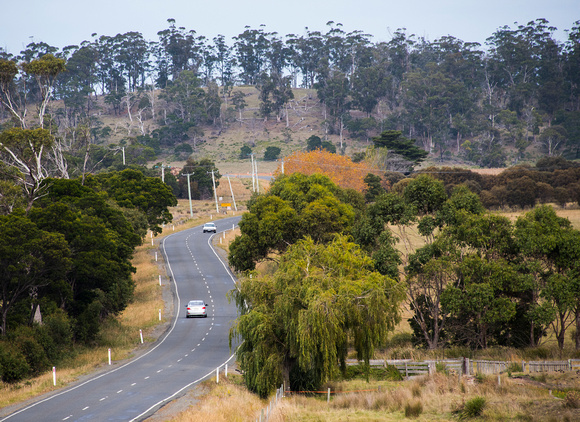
[186,300,207,318]
[203,222,216,233]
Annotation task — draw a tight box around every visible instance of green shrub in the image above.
[404,400,423,417]
[385,364,403,381]
[461,396,486,419]
[13,326,50,375]
[507,362,522,376]
[475,373,486,383]
[0,343,31,383]
[386,332,413,348]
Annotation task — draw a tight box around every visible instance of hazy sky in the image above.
[1,0,578,54]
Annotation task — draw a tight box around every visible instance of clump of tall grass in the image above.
[454,396,487,419]
[404,399,423,417]
[564,391,580,409]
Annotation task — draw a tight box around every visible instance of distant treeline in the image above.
[1,18,579,167]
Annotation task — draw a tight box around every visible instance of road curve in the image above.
[0,216,241,422]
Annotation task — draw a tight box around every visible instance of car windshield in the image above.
[204,223,215,227]
[189,300,204,306]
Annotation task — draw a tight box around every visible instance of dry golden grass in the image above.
[168,377,265,422]
[171,371,580,421]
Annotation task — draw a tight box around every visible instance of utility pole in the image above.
[182,172,194,217]
[211,170,219,214]
[250,154,255,192]
[227,175,237,211]
[254,156,259,194]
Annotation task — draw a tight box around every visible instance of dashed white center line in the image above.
[99,396,107,401]
[177,358,182,362]
[144,376,150,379]
[117,390,123,393]
[62,416,72,420]
[82,406,89,411]
[131,383,137,386]
[157,369,163,373]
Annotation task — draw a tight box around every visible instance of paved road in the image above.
[0,216,241,422]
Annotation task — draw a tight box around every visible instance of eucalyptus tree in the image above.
[0,54,66,129]
[351,64,389,116]
[514,205,580,350]
[233,26,271,85]
[564,21,580,112]
[286,30,326,88]
[0,213,70,337]
[0,128,59,211]
[212,34,235,93]
[256,71,294,122]
[156,19,205,80]
[112,31,151,92]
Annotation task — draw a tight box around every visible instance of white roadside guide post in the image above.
[53,367,56,386]
[108,348,112,365]
[139,329,144,344]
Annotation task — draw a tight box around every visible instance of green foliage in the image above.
[263,146,281,161]
[178,157,220,200]
[94,169,177,234]
[0,342,30,383]
[305,135,336,153]
[228,173,355,272]
[363,173,385,203]
[372,130,428,168]
[239,144,252,159]
[230,235,405,398]
[403,174,447,215]
[459,396,487,419]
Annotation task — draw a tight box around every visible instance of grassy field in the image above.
[167,368,580,421]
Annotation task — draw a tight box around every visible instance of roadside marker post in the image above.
[139,329,143,344]
[108,348,111,365]
[53,367,56,386]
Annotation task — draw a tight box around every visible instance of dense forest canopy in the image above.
[1,18,579,169]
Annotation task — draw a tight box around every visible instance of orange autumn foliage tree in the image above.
[274,150,376,192]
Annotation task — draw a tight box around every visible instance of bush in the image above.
[404,400,423,417]
[461,396,486,419]
[507,362,522,375]
[564,391,580,409]
[263,146,281,161]
[0,342,30,383]
[13,326,50,375]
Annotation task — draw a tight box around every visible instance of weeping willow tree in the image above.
[229,234,405,398]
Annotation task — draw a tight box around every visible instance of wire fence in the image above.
[254,384,284,422]
[348,357,580,377]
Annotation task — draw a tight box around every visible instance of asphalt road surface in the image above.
[1,216,241,422]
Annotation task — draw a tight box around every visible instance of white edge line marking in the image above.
[1,217,241,422]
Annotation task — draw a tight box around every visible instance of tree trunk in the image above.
[576,308,580,350]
